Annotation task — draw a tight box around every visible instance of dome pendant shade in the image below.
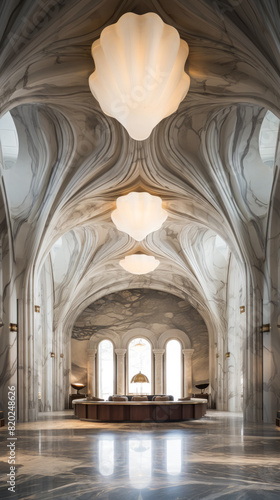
[89,12,190,140]
[120,254,160,274]
[134,339,145,349]
[111,192,168,241]
[131,371,150,383]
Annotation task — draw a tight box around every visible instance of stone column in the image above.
[87,349,97,396]
[115,349,127,395]
[153,349,165,394]
[182,349,194,397]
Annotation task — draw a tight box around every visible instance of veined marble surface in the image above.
[71,288,209,395]
[0,410,280,499]
[0,0,279,423]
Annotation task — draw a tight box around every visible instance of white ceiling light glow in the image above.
[89,12,190,140]
[120,254,160,275]
[111,192,168,241]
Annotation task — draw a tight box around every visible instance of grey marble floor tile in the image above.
[0,410,279,499]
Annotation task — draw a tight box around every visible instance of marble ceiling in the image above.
[0,0,279,337]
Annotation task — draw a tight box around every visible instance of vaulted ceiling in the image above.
[0,0,279,334]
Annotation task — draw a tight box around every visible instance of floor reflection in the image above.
[166,439,181,475]
[129,439,151,489]
[0,410,279,500]
[99,438,114,476]
[97,436,183,487]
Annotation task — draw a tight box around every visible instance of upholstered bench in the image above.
[108,394,174,401]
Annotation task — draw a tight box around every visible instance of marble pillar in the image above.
[243,279,263,423]
[87,348,97,396]
[182,349,194,397]
[53,327,64,410]
[227,255,244,413]
[34,302,42,412]
[40,258,54,413]
[153,349,165,394]
[262,158,280,423]
[17,291,39,422]
[115,349,127,395]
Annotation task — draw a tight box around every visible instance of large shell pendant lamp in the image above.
[89,12,190,140]
[120,254,160,274]
[111,192,168,241]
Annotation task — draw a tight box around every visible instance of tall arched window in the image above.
[128,338,151,394]
[166,339,182,401]
[98,340,114,400]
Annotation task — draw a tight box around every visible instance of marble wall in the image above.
[72,289,209,397]
[0,0,280,424]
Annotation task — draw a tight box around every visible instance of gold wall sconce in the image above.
[9,323,18,332]
[60,354,64,358]
[225,352,230,358]
[35,305,40,313]
[240,306,245,313]
[260,324,271,333]
[50,352,55,358]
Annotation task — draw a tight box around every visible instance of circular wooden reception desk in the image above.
[73,399,207,422]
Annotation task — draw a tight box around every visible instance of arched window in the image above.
[166,339,182,401]
[0,111,19,169]
[128,338,151,394]
[98,339,114,400]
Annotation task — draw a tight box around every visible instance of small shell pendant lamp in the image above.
[89,12,190,140]
[120,254,160,274]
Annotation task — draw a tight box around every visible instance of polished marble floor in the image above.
[0,410,279,499]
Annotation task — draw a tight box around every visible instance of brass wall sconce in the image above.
[50,352,55,358]
[35,305,40,313]
[9,323,18,332]
[0,318,3,327]
[240,306,245,313]
[225,352,230,358]
[60,354,64,358]
[260,324,271,333]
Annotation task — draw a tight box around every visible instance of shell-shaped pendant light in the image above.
[120,254,160,275]
[89,12,190,140]
[111,192,168,241]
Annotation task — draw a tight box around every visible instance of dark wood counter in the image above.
[73,399,207,422]
[69,394,88,409]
